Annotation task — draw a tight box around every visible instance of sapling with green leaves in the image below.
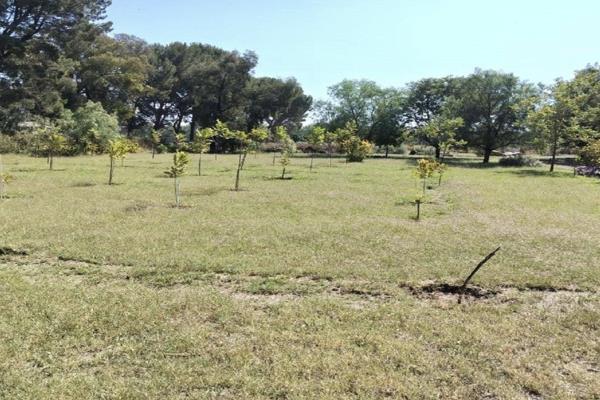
[226,126,268,191]
[436,162,448,186]
[272,126,288,166]
[120,139,140,167]
[213,120,230,160]
[174,133,188,151]
[415,158,436,195]
[280,136,296,179]
[192,127,215,176]
[150,130,162,159]
[164,151,190,207]
[335,121,373,162]
[43,131,67,170]
[107,139,127,185]
[307,126,325,172]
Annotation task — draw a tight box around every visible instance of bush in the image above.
[0,134,18,153]
[579,140,600,167]
[498,154,542,167]
[345,138,373,162]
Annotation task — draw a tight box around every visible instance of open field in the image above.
[1,153,599,399]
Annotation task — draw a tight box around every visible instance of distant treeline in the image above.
[1,1,600,167]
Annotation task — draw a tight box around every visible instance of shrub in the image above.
[579,140,600,167]
[498,154,541,167]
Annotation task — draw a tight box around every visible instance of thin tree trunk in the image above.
[49,153,53,170]
[108,157,114,185]
[435,146,441,159]
[310,154,314,172]
[198,153,202,176]
[550,134,558,172]
[422,178,427,195]
[234,152,243,191]
[385,145,389,158]
[174,177,180,207]
[416,200,421,220]
[281,166,286,180]
[152,146,155,159]
[272,152,276,166]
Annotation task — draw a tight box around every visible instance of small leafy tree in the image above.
[192,127,215,176]
[324,129,338,167]
[307,126,325,172]
[164,151,190,207]
[413,114,464,160]
[272,126,288,166]
[120,139,140,167]
[150,130,162,159]
[174,133,188,151]
[107,139,127,185]
[579,140,600,167]
[43,131,67,170]
[226,126,268,191]
[415,158,437,195]
[436,162,448,186]
[335,121,373,162]
[213,120,230,160]
[280,136,296,179]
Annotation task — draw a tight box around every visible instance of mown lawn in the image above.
[0,153,599,399]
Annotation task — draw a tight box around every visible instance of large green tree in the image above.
[244,77,312,133]
[403,77,460,158]
[457,70,537,163]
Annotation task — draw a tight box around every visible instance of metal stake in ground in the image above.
[458,246,501,304]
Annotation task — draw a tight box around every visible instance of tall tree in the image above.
[244,77,312,133]
[403,77,460,158]
[457,70,537,163]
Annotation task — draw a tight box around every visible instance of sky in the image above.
[106,0,600,100]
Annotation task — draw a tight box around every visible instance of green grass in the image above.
[1,153,599,399]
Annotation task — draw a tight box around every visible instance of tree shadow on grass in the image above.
[494,169,573,178]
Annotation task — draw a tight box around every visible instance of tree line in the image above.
[313,67,600,168]
[1,0,600,169]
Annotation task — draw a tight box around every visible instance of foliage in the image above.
[66,102,121,154]
[414,158,438,195]
[164,151,190,207]
[192,127,215,175]
[414,114,464,160]
[457,69,538,163]
[107,138,128,185]
[579,140,600,167]
[150,130,162,158]
[335,121,373,162]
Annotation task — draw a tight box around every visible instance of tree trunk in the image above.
[49,152,53,170]
[108,157,114,185]
[189,114,197,141]
[482,148,492,164]
[415,200,421,220]
[152,146,155,159]
[174,177,180,207]
[385,145,389,158]
[434,146,441,159]
[281,167,286,180]
[550,134,558,172]
[234,153,243,191]
[272,152,276,166]
[198,153,202,176]
[310,154,314,172]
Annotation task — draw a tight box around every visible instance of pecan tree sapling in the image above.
[164,151,190,207]
[280,135,296,179]
[192,127,215,176]
[150,130,162,159]
[107,139,127,185]
[307,126,325,172]
[336,121,373,162]
[436,162,448,186]
[43,131,67,170]
[272,126,288,166]
[227,126,268,191]
[415,158,436,195]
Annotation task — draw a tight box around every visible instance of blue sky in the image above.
[106,0,600,100]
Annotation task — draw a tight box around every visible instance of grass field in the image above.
[0,153,599,399]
